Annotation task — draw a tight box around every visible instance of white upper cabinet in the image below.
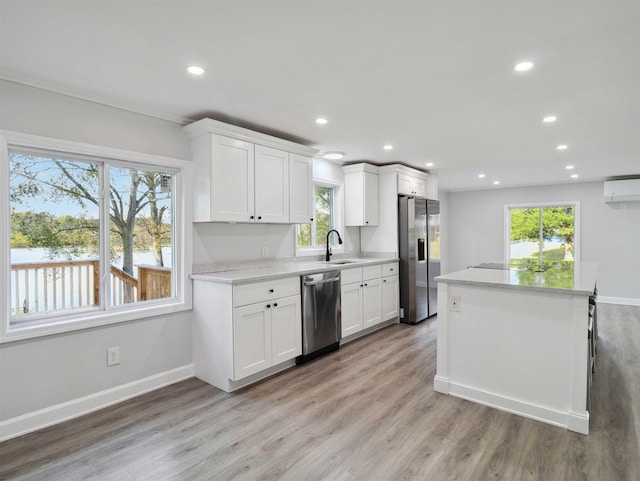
[210,135,255,222]
[184,118,318,223]
[254,145,289,223]
[288,153,314,224]
[397,173,426,198]
[344,164,379,226]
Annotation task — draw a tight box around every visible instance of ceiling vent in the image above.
[604,179,640,202]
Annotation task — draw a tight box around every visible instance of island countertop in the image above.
[435,261,598,295]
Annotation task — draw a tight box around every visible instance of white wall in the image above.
[445,182,640,302]
[0,81,193,431]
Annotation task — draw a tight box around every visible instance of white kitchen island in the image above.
[434,261,598,434]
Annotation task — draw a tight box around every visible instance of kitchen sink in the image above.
[328,259,364,265]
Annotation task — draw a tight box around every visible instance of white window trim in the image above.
[295,179,345,257]
[504,201,581,265]
[0,131,193,343]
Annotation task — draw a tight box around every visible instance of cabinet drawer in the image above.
[341,267,363,285]
[233,277,299,307]
[382,262,399,277]
[363,264,382,280]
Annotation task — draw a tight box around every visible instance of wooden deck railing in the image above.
[10,260,172,317]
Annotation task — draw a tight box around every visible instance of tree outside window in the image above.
[9,150,175,322]
[509,205,576,266]
[297,185,335,249]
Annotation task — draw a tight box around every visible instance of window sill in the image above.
[1,300,192,344]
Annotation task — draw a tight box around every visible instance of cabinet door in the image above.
[412,177,426,198]
[382,275,399,320]
[397,174,413,195]
[271,295,302,364]
[289,154,314,224]
[362,278,383,328]
[211,135,255,222]
[363,172,379,225]
[233,303,272,380]
[255,145,289,223]
[341,282,363,337]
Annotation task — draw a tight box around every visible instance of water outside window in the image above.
[9,149,175,323]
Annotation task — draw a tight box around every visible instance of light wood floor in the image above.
[1,303,639,481]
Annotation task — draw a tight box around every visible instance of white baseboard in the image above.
[0,364,194,443]
[598,296,640,306]
[444,380,589,434]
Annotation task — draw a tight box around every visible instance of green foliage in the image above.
[510,207,574,242]
[510,206,575,262]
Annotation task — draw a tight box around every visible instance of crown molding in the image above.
[0,70,193,126]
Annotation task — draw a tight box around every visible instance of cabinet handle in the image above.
[390,268,394,271]
[266,304,271,308]
[365,221,369,224]
[269,289,274,293]
[258,216,262,220]
[273,302,278,307]
[364,283,368,287]
[360,284,364,287]
[310,218,314,221]
[250,215,254,220]
[383,279,387,283]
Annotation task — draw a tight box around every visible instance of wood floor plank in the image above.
[1,303,639,480]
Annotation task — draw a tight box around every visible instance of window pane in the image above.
[10,152,101,321]
[109,167,174,306]
[315,186,333,247]
[509,207,541,262]
[297,224,311,248]
[509,205,576,266]
[541,206,575,261]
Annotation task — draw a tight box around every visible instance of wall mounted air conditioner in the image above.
[604,179,640,202]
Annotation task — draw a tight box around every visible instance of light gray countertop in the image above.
[435,261,598,295]
[191,258,399,285]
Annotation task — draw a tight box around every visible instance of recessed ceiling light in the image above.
[514,61,534,72]
[571,174,579,178]
[543,115,557,123]
[557,144,568,151]
[315,117,328,125]
[425,162,434,167]
[187,65,205,75]
[493,180,500,185]
[565,165,574,170]
[478,173,486,178]
[322,151,344,160]
[383,144,393,151]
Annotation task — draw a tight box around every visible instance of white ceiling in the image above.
[1,1,639,191]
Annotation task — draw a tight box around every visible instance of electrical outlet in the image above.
[450,295,461,312]
[261,246,269,258]
[107,347,120,366]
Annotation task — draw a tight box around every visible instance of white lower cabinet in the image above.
[341,262,398,338]
[362,278,382,328]
[193,276,301,392]
[382,275,399,320]
[341,281,363,337]
[233,294,301,380]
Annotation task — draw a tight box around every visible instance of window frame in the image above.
[295,180,345,257]
[1,131,192,343]
[504,201,580,266]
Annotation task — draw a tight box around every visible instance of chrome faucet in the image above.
[325,229,343,261]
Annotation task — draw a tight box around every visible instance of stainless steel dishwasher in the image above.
[297,270,341,364]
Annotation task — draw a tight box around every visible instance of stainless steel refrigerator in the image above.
[398,196,440,324]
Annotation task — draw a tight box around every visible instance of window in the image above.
[2,133,190,340]
[507,203,579,266]
[297,185,338,251]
